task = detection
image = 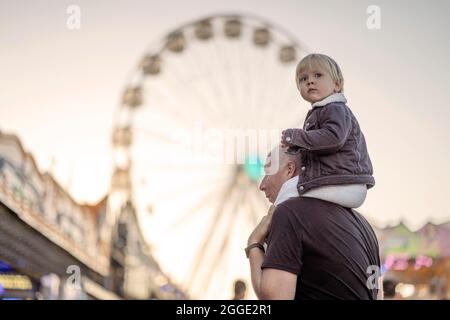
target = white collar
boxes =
[274,176,300,206]
[312,93,347,108]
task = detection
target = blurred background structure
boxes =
[375,222,450,299]
[1,0,450,299]
[0,132,185,299]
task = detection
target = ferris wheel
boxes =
[110,13,310,299]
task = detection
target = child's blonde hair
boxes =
[295,53,344,92]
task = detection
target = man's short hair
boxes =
[282,146,302,173]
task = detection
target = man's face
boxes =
[259,150,291,203]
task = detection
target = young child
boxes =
[280,53,375,208]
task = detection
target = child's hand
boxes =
[281,129,294,147]
[280,130,287,145]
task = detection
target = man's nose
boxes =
[259,177,266,191]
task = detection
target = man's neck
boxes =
[274,176,299,206]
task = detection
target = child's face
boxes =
[297,67,341,103]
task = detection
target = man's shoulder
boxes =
[280,195,342,207]
[277,196,346,216]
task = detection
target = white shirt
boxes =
[274,176,300,206]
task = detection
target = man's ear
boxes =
[287,162,296,178]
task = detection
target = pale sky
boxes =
[1,0,450,298]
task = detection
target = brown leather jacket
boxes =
[283,101,375,194]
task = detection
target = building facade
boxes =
[0,131,182,299]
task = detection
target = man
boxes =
[246,146,381,299]
[231,279,247,300]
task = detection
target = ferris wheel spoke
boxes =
[236,40,260,129]
[236,36,251,127]
[260,83,299,131]
[185,173,239,289]
[211,36,243,124]
[252,50,272,129]
[201,194,244,291]
[197,47,233,127]
[170,39,236,127]
[180,84,222,126]
[135,121,248,164]
[165,186,224,231]
[136,161,229,172]
[199,186,247,292]
[275,70,299,127]
[214,40,236,127]
[235,39,254,129]
[182,44,230,124]
[275,90,304,129]
[143,62,219,128]
[136,162,230,182]
[143,174,228,205]
[134,131,228,162]
[143,80,218,128]
[238,37,257,128]
[258,54,281,129]
[243,44,256,127]
[227,40,244,127]
[138,169,228,196]
[165,54,226,126]
[192,39,228,126]
[246,46,266,129]
[134,125,192,149]
[206,37,233,115]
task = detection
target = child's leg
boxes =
[301,184,367,208]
